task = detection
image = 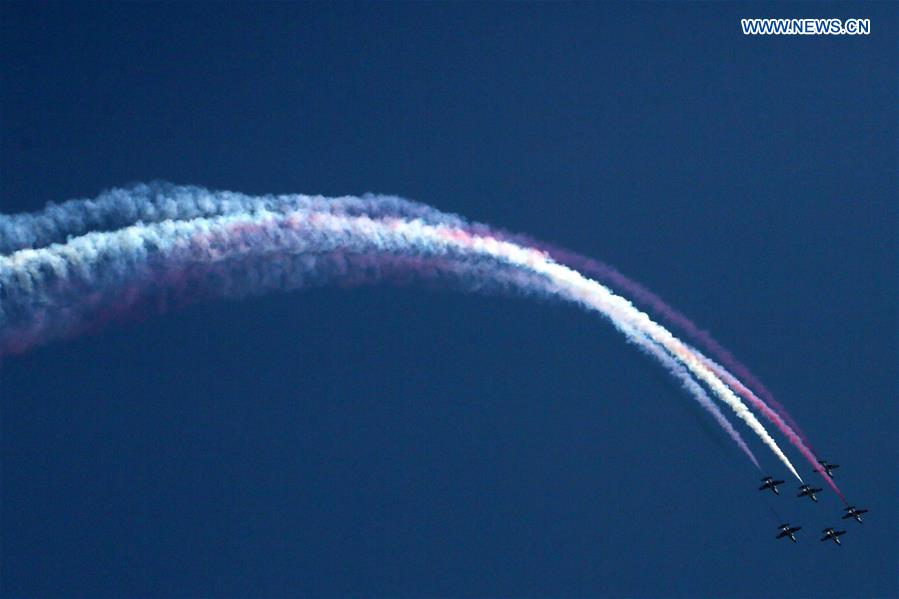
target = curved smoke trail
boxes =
[0,182,466,254]
[489,239,838,492]
[2,188,805,479]
[698,353,843,501]
[0,184,813,460]
[517,243,818,455]
[635,333,761,469]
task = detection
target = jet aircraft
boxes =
[817,460,840,477]
[842,506,868,523]
[759,476,785,495]
[820,527,846,545]
[776,523,801,543]
[797,484,823,502]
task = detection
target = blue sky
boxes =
[1,3,896,597]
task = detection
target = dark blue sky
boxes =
[1,2,895,597]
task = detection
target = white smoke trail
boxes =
[0,203,760,467]
[0,182,464,254]
[434,224,801,480]
[626,329,761,468]
[0,183,795,473]
[1,205,796,477]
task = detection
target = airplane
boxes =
[776,523,802,543]
[817,460,840,477]
[759,476,785,495]
[842,506,868,523]
[797,484,823,502]
[820,527,846,545]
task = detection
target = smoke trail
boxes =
[517,243,818,455]
[0,209,761,469]
[2,184,814,461]
[698,353,844,501]
[503,238,837,496]
[0,182,466,254]
[632,332,761,468]
[0,200,797,478]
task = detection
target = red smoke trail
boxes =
[519,241,840,497]
[0,204,803,479]
[701,356,845,503]
[511,239,816,453]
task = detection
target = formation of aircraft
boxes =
[757,461,870,546]
[820,528,846,545]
